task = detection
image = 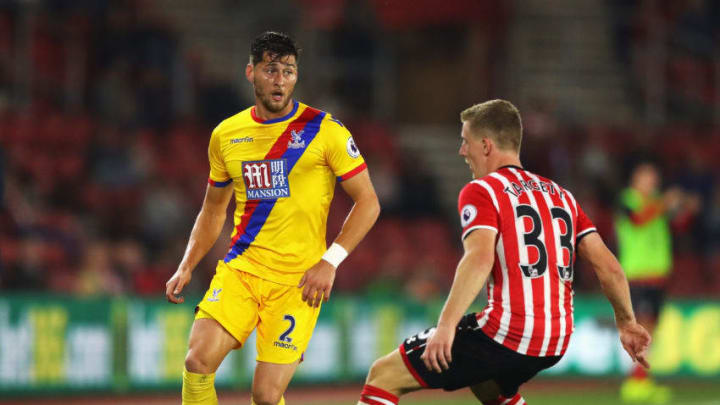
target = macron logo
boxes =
[231,137,253,144]
[273,340,298,351]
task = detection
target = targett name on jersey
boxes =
[503,179,564,199]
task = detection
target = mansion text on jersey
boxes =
[247,188,290,199]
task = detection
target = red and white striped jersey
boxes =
[458,165,596,357]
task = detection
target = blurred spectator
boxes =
[136,67,174,130]
[329,1,379,113]
[75,241,124,296]
[0,0,716,301]
[6,234,47,290]
[139,178,191,250]
[394,153,443,217]
[196,74,246,128]
[112,238,145,290]
[612,0,719,122]
[88,124,141,187]
[93,59,137,127]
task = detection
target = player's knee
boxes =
[251,387,283,405]
[471,380,504,404]
[366,354,392,384]
[184,352,214,374]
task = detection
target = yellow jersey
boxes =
[207,100,366,285]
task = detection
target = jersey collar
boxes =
[251,100,299,124]
[497,164,524,171]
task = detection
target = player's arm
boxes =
[421,228,496,373]
[333,169,380,252]
[299,169,380,307]
[577,232,651,368]
[165,184,233,304]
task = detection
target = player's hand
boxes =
[662,187,683,212]
[298,260,336,308]
[165,268,192,304]
[618,320,652,369]
[421,324,455,373]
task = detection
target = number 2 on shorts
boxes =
[279,314,295,343]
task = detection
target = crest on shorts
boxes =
[207,288,222,302]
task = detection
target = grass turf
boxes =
[290,380,720,405]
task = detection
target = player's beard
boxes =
[255,85,294,114]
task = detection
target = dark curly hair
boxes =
[250,31,300,65]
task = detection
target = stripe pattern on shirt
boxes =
[469,167,594,357]
[224,107,326,262]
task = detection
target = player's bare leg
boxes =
[251,360,299,405]
[470,380,501,403]
[357,349,422,405]
[186,318,239,373]
[471,380,527,404]
[183,318,240,404]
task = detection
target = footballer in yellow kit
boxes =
[165,31,380,405]
[198,99,367,363]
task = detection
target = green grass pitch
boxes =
[288,380,720,405]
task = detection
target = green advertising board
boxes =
[0,294,718,395]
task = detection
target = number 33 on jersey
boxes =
[458,165,596,357]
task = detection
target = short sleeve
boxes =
[575,203,597,242]
[323,116,367,182]
[208,126,231,187]
[458,182,499,240]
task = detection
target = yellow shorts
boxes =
[196,261,321,364]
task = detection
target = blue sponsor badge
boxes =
[242,159,290,200]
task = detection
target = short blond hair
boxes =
[460,99,522,152]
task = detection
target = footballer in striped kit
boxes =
[466,164,596,357]
[358,100,651,405]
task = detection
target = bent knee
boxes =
[184,352,216,374]
[366,351,401,384]
[471,380,502,403]
[364,350,421,397]
[366,357,386,382]
[252,388,283,405]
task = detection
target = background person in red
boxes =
[357,100,651,405]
